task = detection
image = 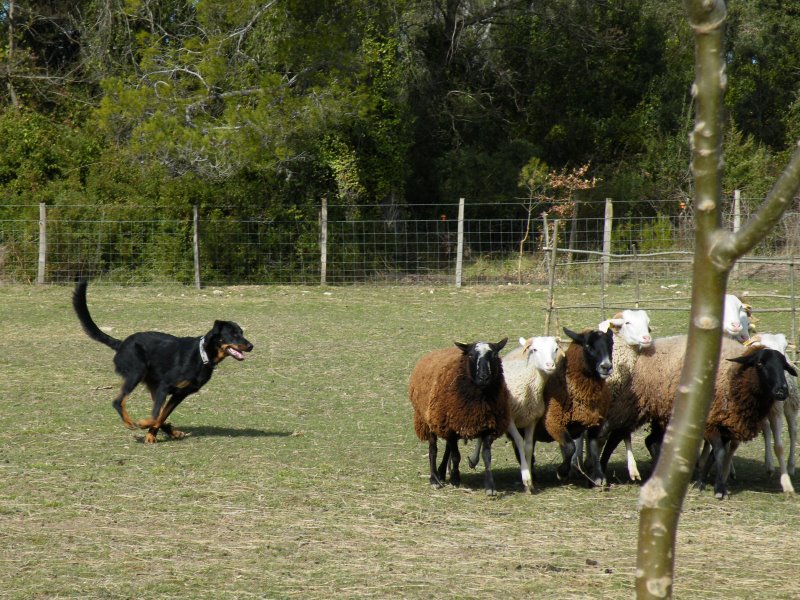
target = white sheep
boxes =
[745,332,798,494]
[722,294,753,342]
[469,336,560,493]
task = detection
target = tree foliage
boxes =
[1,0,799,222]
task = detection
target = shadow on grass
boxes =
[179,425,294,438]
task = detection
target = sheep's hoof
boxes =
[467,457,479,469]
[714,491,728,500]
[429,476,444,489]
[523,484,534,495]
[485,487,497,497]
[450,474,461,488]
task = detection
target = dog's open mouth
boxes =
[226,347,246,361]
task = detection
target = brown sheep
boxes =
[535,328,614,486]
[633,336,797,498]
[409,338,510,496]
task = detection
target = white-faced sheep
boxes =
[745,332,799,494]
[589,310,653,482]
[468,336,561,493]
[722,294,753,342]
[633,335,797,498]
[534,327,614,487]
[409,338,510,496]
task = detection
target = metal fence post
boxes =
[455,197,465,288]
[320,197,328,286]
[37,202,46,284]
[193,205,201,289]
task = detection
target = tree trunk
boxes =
[635,1,800,597]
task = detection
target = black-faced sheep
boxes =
[534,327,614,486]
[632,335,797,498]
[697,340,797,499]
[745,333,798,494]
[590,310,653,482]
[409,338,510,496]
[468,336,561,493]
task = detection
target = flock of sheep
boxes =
[408,295,798,499]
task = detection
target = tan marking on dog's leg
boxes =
[116,394,138,430]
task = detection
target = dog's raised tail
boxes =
[73,280,122,351]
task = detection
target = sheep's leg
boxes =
[428,437,444,488]
[585,426,607,487]
[507,421,533,492]
[468,439,482,469]
[446,434,461,488]
[437,439,451,483]
[768,410,794,494]
[645,422,664,462]
[524,425,536,490]
[480,434,496,496]
[623,435,642,482]
[599,428,626,479]
[696,441,711,479]
[709,433,730,500]
[762,417,775,475]
[787,401,797,476]
[556,432,576,481]
[572,432,585,472]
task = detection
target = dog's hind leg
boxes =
[112,376,142,430]
[138,384,169,443]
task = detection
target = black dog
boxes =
[73,280,253,443]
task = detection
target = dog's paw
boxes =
[163,424,186,440]
[144,432,158,444]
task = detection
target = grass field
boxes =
[2,281,800,599]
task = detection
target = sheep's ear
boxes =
[454,341,472,354]
[519,337,527,347]
[491,337,508,352]
[598,320,611,333]
[726,354,756,367]
[783,356,798,377]
[563,327,583,344]
[743,303,753,317]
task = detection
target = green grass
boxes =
[1,282,800,599]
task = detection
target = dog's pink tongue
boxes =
[227,347,245,360]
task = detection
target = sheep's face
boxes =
[617,310,652,349]
[455,338,508,388]
[563,327,614,380]
[727,348,798,400]
[723,294,751,342]
[520,336,560,375]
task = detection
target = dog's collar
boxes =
[198,336,210,365]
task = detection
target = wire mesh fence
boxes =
[1,197,799,287]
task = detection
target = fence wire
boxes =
[1,199,799,286]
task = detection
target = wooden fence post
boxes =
[455,197,465,288]
[37,202,46,284]
[193,205,201,289]
[602,197,613,284]
[544,219,559,336]
[733,189,741,278]
[542,212,550,281]
[320,197,328,286]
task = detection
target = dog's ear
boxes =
[210,320,225,336]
